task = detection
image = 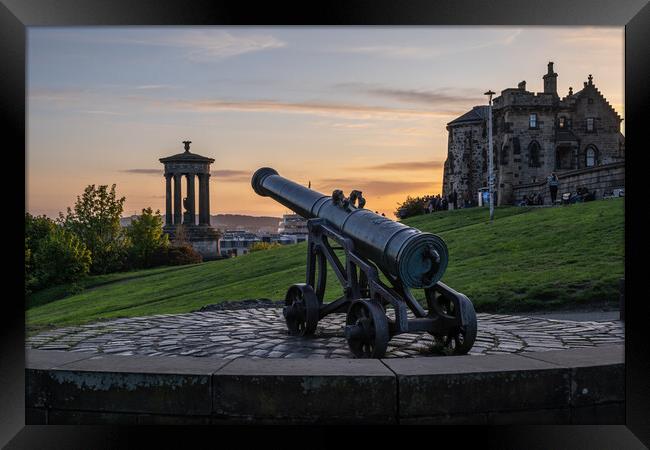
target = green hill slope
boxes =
[26,199,624,332]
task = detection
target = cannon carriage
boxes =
[252,167,477,358]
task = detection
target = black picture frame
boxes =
[2,0,648,446]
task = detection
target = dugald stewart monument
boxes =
[159,141,220,259]
[443,62,625,205]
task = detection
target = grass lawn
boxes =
[26,198,624,333]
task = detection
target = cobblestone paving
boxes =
[27,308,624,359]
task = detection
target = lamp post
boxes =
[484,90,495,222]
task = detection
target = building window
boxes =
[586,117,595,132]
[567,118,572,129]
[585,146,598,167]
[528,141,541,168]
[500,144,509,165]
[529,113,538,129]
[558,117,565,129]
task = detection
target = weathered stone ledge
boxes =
[25,345,624,425]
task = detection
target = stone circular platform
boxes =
[27,308,624,359]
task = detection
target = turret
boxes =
[543,61,558,95]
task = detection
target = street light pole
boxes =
[484,90,495,222]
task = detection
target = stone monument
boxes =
[159,140,220,259]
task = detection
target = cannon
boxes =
[252,167,477,358]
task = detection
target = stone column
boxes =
[173,173,182,225]
[203,173,211,225]
[197,174,205,225]
[185,173,195,226]
[164,173,172,226]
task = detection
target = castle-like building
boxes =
[442,62,625,205]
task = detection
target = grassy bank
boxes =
[26,198,624,332]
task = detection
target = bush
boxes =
[395,195,429,220]
[27,220,91,292]
[249,242,282,252]
[166,244,203,266]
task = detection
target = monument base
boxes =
[163,225,221,261]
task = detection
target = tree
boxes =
[58,184,128,274]
[25,212,91,293]
[395,195,429,220]
[125,208,170,268]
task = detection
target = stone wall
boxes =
[192,239,219,260]
[512,162,624,204]
[25,346,624,424]
[443,122,487,201]
[163,225,221,260]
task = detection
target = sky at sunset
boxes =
[26,27,624,219]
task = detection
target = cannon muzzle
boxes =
[251,167,448,289]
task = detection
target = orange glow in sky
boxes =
[27,27,624,219]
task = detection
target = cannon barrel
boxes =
[252,167,448,289]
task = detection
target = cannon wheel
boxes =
[345,299,389,358]
[283,284,319,336]
[430,294,477,355]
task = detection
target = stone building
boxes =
[442,62,625,205]
[159,141,220,259]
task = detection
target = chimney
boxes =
[517,80,526,90]
[543,61,558,95]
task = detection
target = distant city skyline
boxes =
[27,26,624,219]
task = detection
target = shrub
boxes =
[395,195,429,220]
[26,212,92,294]
[166,244,203,266]
[249,242,282,252]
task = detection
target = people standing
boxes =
[547,172,559,205]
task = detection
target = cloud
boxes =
[121,168,254,183]
[338,29,522,60]
[28,87,88,103]
[30,87,464,121]
[134,84,177,90]
[79,110,126,116]
[316,178,440,196]
[167,30,286,61]
[556,28,623,48]
[310,120,377,129]
[211,169,251,182]
[121,169,162,175]
[36,29,286,61]
[338,83,483,106]
[158,98,460,120]
[366,161,444,171]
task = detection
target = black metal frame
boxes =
[304,218,474,340]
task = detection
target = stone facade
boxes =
[443,63,625,205]
[512,162,624,205]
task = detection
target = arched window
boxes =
[500,144,509,165]
[585,145,598,167]
[528,141,541,168]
